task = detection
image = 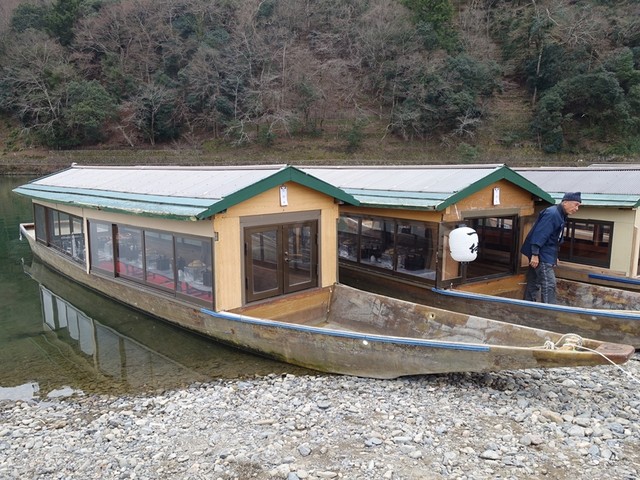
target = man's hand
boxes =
[530,254,539,268]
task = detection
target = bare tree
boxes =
[0,29,75,137]
[74,0,173,85]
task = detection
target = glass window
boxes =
[70,216,85,263]
[360,218,394,270]
[249,228,279,295]
[116,225,144,281]
[46,209,85,264]
[339,214,437,282]
[34,204,46,243]
[560,219,612,268]
[287,224,313,288]
[48,210,68,250]
[145,230,175,290]
[338,215,360,262]
[55,218,215,306]
[89,220,114,273]
[176,235,213,305]
[395,221,436,280]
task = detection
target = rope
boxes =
[541,333,584,350]
[540,333,640,386]
[573,344,640,385]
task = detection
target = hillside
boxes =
[1,0,640,167]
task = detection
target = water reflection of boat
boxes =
[25,259,313,394]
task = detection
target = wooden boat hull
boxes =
[340,264,640,348]
[586,272,640,291]
[555,264,640,293]
[20,224,635,378]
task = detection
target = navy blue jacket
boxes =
[520,205,567,265]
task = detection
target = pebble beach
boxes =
[1,356,639,480]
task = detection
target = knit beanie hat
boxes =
[562,192,581,203]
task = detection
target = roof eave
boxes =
[13,187,204,221]
[435,166,555,211]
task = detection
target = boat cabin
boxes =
[517,164,640,286]
[14,165,358,311]
[302,165,553,297]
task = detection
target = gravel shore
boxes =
[1,355,639,480]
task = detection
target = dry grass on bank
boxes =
[0,132,627,176]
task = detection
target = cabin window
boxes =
[175,236,213,305]
[89,220,114,273]
[361,218,395,270]
[116,225,144,281]
[43,208,85,264]
[34,204,47,243]
[395,221,434,278]
[337,215,359,262]
[87,220,214,307]
[286,223,315,290]
[560,219,612,268]
[338,214,437,282]
[145,231,175,291]
[248,227,279,297]
[465,216,517,280]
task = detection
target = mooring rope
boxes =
[541,333,584,350]
[573,344,640,385]
[540,333,640,385]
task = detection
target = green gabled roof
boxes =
[436,166,554,210]
[195,166,360,218]
[13,165,359,221]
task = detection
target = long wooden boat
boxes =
[344,265,640,347]
[19,223,634,378]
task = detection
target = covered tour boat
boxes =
[14,165,635,377]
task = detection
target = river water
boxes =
[0,176,312,400]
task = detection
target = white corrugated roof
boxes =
[516,165,640,207]
[302,164,504,193]
[301,164,553,209]
[34,164,288,199]
[14,165,359,220]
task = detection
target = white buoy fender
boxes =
[449,226,478,262]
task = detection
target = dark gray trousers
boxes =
[524,262,557,304]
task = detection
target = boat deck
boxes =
[233,283,611,350]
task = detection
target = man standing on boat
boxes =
[521,192,581,303]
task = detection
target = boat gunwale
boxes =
[202,307,494,352]
[588,272,640,286]
[435,287,640,320]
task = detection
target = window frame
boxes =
[338,213,438,284]
[560,218,613,268]
[35,205,85,264]
[87,219,215,307]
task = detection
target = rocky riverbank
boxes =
[1,356,639,480]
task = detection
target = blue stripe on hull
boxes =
[432,288,640,321]
[200,308,491,352]
[588,273,640,286]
